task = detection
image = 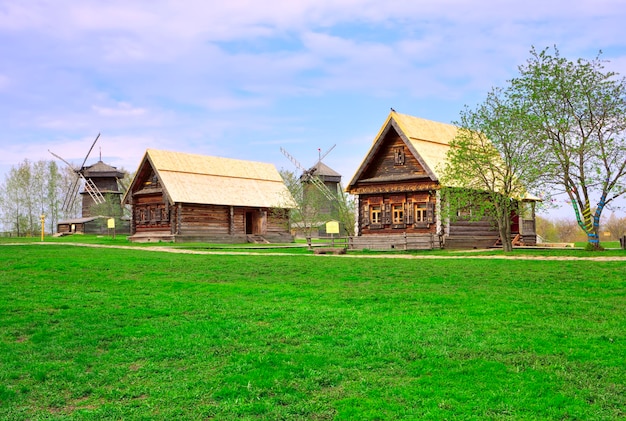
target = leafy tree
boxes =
[89,193,127,233]
[440,86,546,251]
[511,46,626,249]
[279,169,329,239]
[3,161,31,236]
[0,159,64,236]
[46,161,61,233]
[278,169,356,240]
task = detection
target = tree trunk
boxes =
[497,216,513,252]
[587,230,601,250]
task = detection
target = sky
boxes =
[1,0,626,219]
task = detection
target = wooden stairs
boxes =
[247,235,270,244]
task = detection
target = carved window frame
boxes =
[394,146,405,166]
[391,203,405,229]
[369,205,382,229]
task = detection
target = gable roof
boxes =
[124,149,295,208]
[347,111,459,190]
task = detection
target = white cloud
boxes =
[92,102,147,117]
[1,0,626,209]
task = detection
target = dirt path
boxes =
[5,242,626,261]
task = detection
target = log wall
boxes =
[350,233,438,250]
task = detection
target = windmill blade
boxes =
[309,174,337,202]
[48,149,78,172]
[80,133,101,169]
[63,176,81,212]
[318,144,336,163]
[280,147,307,172]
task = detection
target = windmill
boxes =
[49,134,106,215]
[280,145,352,235]
[280,145,340,202]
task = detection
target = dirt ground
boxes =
[6,242,626,261]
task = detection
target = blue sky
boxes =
[1,0,625,218]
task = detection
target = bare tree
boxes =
[602,212,626,240]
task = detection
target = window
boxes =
[392,204,404,224]
[370,205,382,224]
[415,203,428,223]
[394,147,405,165]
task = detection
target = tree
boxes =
[3,161,31,236]
[46,161,62,234]
[0,159,64,236]
[440,86,547,251]
[602,212,626,240]
[511,46,626,249]
[89,193,129,233]
[279,169,329,239]
[278,169,356,240]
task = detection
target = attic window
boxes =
[394,147,405,165]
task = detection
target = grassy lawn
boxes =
[1,242,625,420]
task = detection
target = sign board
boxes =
[326,220,339,234]
[107,218,115,229]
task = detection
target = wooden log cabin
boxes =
[346,111,538,250]
[123,149,295,243]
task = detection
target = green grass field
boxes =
[1,241,625,420]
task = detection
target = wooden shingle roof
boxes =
[125,149,295,208]
[347,111,459,189]
[346,111,540,201]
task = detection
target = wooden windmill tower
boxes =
[49,134,126,218]
[280,145,349,235]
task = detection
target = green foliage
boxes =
[1,244,625,419]
[89,193,128,230]
[278,169,356,238]
[510,46,626,246]
[0,159,66,236]
[584,242,606,251]
[441,85,546,251]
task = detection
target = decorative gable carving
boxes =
[359,127,428,183]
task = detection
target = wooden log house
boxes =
[346,111,538,250]
[123,149,295,243]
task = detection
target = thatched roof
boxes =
[125,149,295,208]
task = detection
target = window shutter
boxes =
[427,202,435,224]
[406,202,413,224]
[384,203,392,224]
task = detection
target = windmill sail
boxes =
[49,133,105,216]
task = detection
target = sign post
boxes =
[40,214,45,242]
[107,218,116,239]
[325,220,339,247]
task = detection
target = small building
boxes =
[346,111,538,250]
[123,149,296,243]
[57,216,130,235]
[56,159,128,234]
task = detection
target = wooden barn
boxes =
[123,149,296,243]
[346,111,538,250]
